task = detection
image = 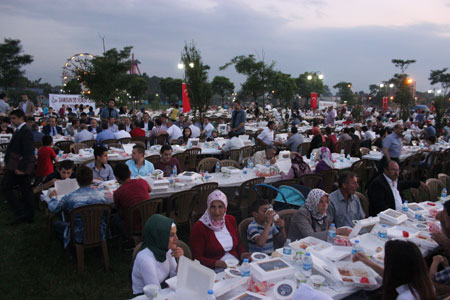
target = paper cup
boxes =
[295,272,307,286]
[225,258,239,268]
[143,284,159,300]
[310,275,325,289]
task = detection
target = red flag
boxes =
[310,92,318,110]
[382,97,388,112]
[182,83,191,113]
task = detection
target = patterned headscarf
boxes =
[199,189,228,232]
[304,188,329,223]
[319,147,335,169]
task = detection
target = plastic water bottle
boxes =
[442,188,448,199]
[327,223,336,244]
[266,160,270,168]
[206,289,216,300]
[283,238,292,258]
[215,161,220,173]
[352,240,362,258]
[310,152,315,163]
[248,158,254,169]
[346,154,351,161]
[169,174,175,187]
[402,201,409,213]
[378,224,388,240]
[241,258,250,277]
[147,140,151,150]
[242,167,248,175]
[58,150,63,159]
[173,165,177,176]
[302,252,313,277]
[340,149,344,163]
[204,171,210,182]
[34,148,38,157]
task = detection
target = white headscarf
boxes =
[199,189,228,232]
[304,188,328,224]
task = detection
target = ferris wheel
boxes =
[61,53,95,87]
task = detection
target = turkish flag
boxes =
[182,83,191,113]
[310,92,318,110]
[382,97,388,112]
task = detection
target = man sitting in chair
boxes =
[126,144,154,177]
[43,166,108,248]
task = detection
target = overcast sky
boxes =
[1,0,450,93]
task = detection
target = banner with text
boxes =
[48,94,96,112]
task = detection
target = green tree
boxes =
[429,68,450,133]
[126,74,148,101]
[181,41,213,121]
[75,46,133,104]
[0,38,33,90]
[160,77,183,105]
[211,76,235,107]
[333,82,355,105]
[296,72,324,99]
[63,78,82,94]
[391,59,416,74]
[391,59,416,121]
[220,54,276,104]
[273,71,297,129]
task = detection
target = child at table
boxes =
[36,135,58,179]
[247,199,286,254]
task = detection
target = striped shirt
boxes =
[247,220,279,254]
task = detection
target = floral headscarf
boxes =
[199,189,228,232]
[319,147,335,169]
[304,189,328,224]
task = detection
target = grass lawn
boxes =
[0,199,133,300]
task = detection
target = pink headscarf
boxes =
[199,189,228,232]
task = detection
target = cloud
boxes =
[1,0,449,93]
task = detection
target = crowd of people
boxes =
[2,92,450,299]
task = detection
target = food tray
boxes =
[411,231,438,248]
[335,261,378,287]
[350,233,385,254]
[249,257,295,282]
[310,245,352,262]
[386,225,418,239]
[290,236,331,251]
[378,208,408,224]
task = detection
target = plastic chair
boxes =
[277,209,297,240]
[230,177,265,221]
[438,173,450,191]
[190,182,219,224]
[298,142,311,157]
[298,174,322,189]
[172,152,188,172]
[70,143,88,154]
[145,154,160,166]
[69,204,111,273]
[83,139,96,148]
[319,169,338,193]
[225,149,241,162]
[238,217,253,252]
[128,198,164,244]
[197,157,219,173]
[426,178,445,201]
[118,137,131,144]
[355,192,369,217]
[55,140,74,153]
[220,159,241,169]
[177,240,192,260]
[184,148,201,171]
[166,190,197,233]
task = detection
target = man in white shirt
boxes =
[165,119,182,142]
[257,121,275,145]
[201,117,215,139]
[74,124,94,143]
[107,116,118,133]
[114,123,131,140]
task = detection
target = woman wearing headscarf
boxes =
[190,190,249,270]
[308,126,326,157]
[288,189,349,241]
[315,147,335,173]
[131,214,184,295]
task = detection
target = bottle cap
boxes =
[208,289,214,294]
[243,258,249,263]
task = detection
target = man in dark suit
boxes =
[42,116,63,136]
[139,112,154,132]
[368,157,428,216]
[88,118,102,134]
[2,109,35,224]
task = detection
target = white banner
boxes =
[48,94,96,112]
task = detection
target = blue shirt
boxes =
[231,109,246,135]
[44,186,108,247]
[126,159,155,177]
[383,132,402,158]
[247,219,279,254]
[286,133,304,152]
[87,162,115,181]
[100,107,119,120]
[96,129,116,145]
